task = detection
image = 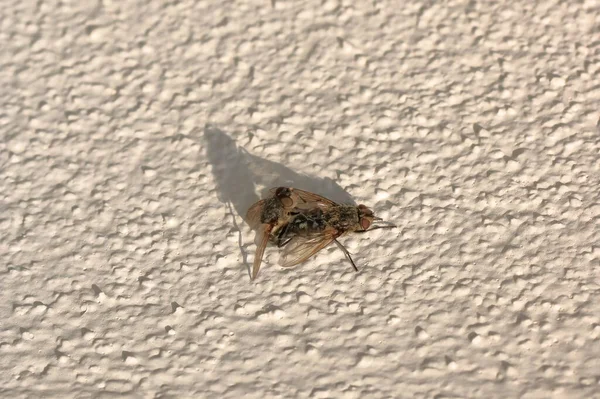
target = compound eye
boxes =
[360,217,371,231]
[275,187,288,196]
[280,196,294,208]
[358,204,373,216]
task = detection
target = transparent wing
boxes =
[278,232,335,268]
[246,199,266,230]
[251,225,270,280]
[267,187,338,210]
[292,188,338,210]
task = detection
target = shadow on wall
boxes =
[204,125,354,274]
[203,125,354,228]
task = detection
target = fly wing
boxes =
[291,188,338,210]
[278,232,335,268]
[246,199,266,230]
[251,225,270,280]
[267,187,337,210]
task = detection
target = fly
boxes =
[272,192,396,273]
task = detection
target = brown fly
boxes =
[246,187,332,280]
[272,192,396,272]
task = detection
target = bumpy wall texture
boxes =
[1,0,599,398]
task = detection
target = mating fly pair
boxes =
[246,187,395,280]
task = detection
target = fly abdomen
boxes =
[272,210,326,247]
[290,213,326,235]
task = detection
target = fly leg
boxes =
[355,224,396,233]
[273,222,293,247]
[277,236,293,248]
[333,239,358,272]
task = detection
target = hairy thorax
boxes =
[260,197,284,224]
[323,205,359,231]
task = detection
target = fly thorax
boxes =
[327,206,359,230]
[260,198,281,224]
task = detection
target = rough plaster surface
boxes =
[1,0,600,398]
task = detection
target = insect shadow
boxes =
[203,125,354,275]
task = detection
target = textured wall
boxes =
[1,0,599,398]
